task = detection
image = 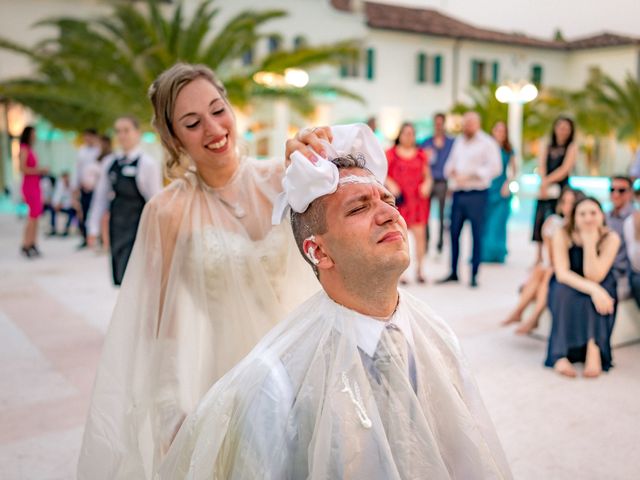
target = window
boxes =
[417,53,428,84]
[471,60,487,86]
[268,35,281,53]
[433,55,443,84]
[242,48,253,66]
[339,57,359,78]
[492,61,499,84]
[293,35,307,50]
[365,48,375,80]
[531,64,543,86]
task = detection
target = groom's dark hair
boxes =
[290,154,366,274]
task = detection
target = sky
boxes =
[381,0,640,39]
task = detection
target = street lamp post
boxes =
[495,82,538,169]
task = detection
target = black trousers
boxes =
[427,179,448,250]
[79,189,93,240]
[449,190,488,279]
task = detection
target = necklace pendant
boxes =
[233,203,246,218]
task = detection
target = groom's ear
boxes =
[303,236,333,270]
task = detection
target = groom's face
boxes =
[318,168,409,279]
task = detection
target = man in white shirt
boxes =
[624,186,640,307]
[86,116,162,285]
[438,111,502,287]
[74,128,101,248]
[161,148,512,479]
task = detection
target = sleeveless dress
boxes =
[481,147,512,263]
[20,143,43,219]
[386,147,431,227]
[78,157,318,479]
[545,244,617,371]
[532,145,570,242]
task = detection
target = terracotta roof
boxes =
[329,0,352,12]
[328,1,640,51]
[363,2,563,49]
[566,32,640,50]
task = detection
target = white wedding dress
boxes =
[78,158,317,479]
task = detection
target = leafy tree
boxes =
[0,0,361,131]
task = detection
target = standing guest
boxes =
[95,135,113,250]
[546,197,620,378]
[19,126,48,258]
[482,121,516,263]
[629,147,640,180]
[503,187,583,333]
[624,186,640,307]
[606,176,635,299]
[438,112,501,287]
[422,112,455,253]
[78,63,326,480]
[86,116,163,285]
[73,128,101,248]
[385,122,432,283]
[52,171,77,236]
[531,116,577,264]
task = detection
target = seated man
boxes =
[160,125,512,480]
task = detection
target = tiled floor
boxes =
[1,212,639,479]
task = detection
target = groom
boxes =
[160,126,512,479]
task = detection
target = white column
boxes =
[270,99,289,159]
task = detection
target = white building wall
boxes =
[565,46,640,89]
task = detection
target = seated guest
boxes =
[546,197,620,378]
[160,126,512,479]
[606,176,634,299]
[503,187,583,334]
[52,171,77,236]
[624,186,640,307]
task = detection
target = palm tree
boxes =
[0,0,361,131]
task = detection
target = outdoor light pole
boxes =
[495,82,538,169]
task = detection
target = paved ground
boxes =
[1,212,639,479]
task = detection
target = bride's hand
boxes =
[285,126,333,165]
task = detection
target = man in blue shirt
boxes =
[421,112,455,253]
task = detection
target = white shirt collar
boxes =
[327,291,415,357]
[119,146,143,163]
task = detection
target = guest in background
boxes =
[482,120,516,263]
[624,186,640,307]
[531,116,577,264]
[41,175,57,236]
[73,128,101,249]
[606,176,635,300]
[437,112,501,288]
[86,116,162,285]
[52,171,77,236]
[546,197,620,378]
[95,135,113,251]
[503,187,583,333]
[385,122,432,283]
[422,112,455,253]
[19,125,48,258]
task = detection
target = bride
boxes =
[78,63,324,479]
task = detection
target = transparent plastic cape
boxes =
[78,157,318,480]
[160,290,513,480]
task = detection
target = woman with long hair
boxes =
[79,63,325,478]
[531,116,577,264]
[385,122,432,283]
[546,197,620,378]
[482,120,516,263]
[19,125,48,257]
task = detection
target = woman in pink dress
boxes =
[20,126,47,257]
[385,122,433,283]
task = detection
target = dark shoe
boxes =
[470,277,478,288]
[62,230,70,237]
[46,230,57,237]
[416,274,426,284]
[76,241,88,250]
[21,246,33,258]
[436,273,459,284]
[29,245,41,257]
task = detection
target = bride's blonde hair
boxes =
[148,63,228,178]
